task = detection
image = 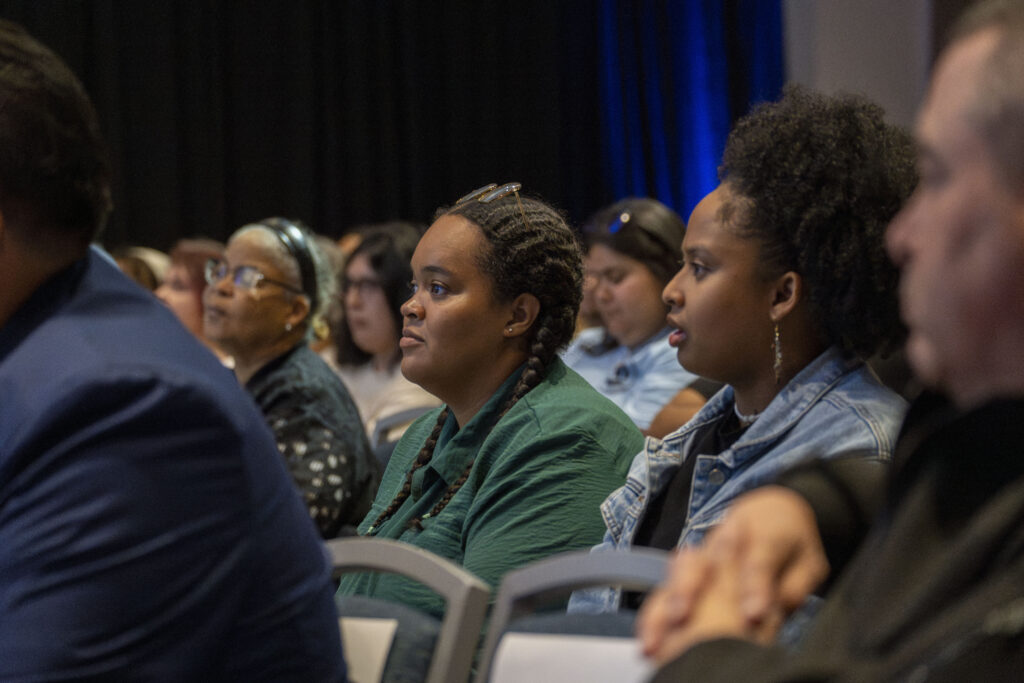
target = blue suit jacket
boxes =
[0,249,345,680]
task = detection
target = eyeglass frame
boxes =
[341,276,384,297]
[204,258,304,296]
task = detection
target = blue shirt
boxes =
[568,346,907,613]
[563,326,699,430]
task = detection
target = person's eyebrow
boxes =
[683,245,713,260]
[419,264,453,277]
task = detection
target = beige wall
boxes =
[783,0,933,128]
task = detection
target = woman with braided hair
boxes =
[336,183,644,618]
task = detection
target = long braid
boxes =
[420,324,556,524]
[373,190,583,534]
[367,407,449,533]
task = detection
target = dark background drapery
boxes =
[0,0,782,250]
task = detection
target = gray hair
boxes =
[949,0,1024,190]
[232,221,336,341]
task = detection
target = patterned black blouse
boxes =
[246,343,380,538]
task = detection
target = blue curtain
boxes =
[598,0,784,218]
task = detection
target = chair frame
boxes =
[474,547,668,683]
[327,537,490,683]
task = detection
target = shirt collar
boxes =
[0,255,88,364]
[426,362,528,486]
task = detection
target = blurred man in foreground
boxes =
[0,20,345,680]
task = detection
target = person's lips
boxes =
[399,328,424,349]
[666,314,687,347]
[204,304,226,322]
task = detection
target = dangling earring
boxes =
[772,323,782,384]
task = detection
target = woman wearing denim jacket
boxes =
[570,86,918,614]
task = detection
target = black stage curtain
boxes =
[0,0,768,250]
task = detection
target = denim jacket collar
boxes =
[686,347,860,467]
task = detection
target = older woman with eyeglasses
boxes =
[203,217,380,538]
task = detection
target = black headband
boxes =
[258,217,318,314]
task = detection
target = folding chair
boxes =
[326,537,489,683]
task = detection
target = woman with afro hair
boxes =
[337,183,643,619]
[570,86,917,614]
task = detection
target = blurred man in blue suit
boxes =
[0,19,345,681]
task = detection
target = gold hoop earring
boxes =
[772,323,782,383]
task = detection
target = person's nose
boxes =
[344,285,361,311]
[206,270,234,298]
[401,293,423,320]
[593,277,614,304]
[662,270,685,309]
[886,192,919,268]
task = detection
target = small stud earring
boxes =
[285,322,293,332]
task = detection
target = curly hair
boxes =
[719,85,917,358]
[368,191,583,533]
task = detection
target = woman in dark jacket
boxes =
[203,217,379,537]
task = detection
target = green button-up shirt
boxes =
[336,358,644,618]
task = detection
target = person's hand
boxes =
[636,486,829,660]
[638,530,786,665]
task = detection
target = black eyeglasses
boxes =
[204,258,303,295]
[454,181,533,230]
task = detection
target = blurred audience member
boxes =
[0,20,344,680]
[112,247,160,290]
[574,250,603,334]
[564,198,717,435]
[311,234,346,358]
[156,238,231,364]
[334,223,440,449]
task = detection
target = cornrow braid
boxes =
[368,191,584,535]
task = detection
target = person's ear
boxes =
[768,271,802,324]
[285,294,312,330]
[503,293,541,338]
